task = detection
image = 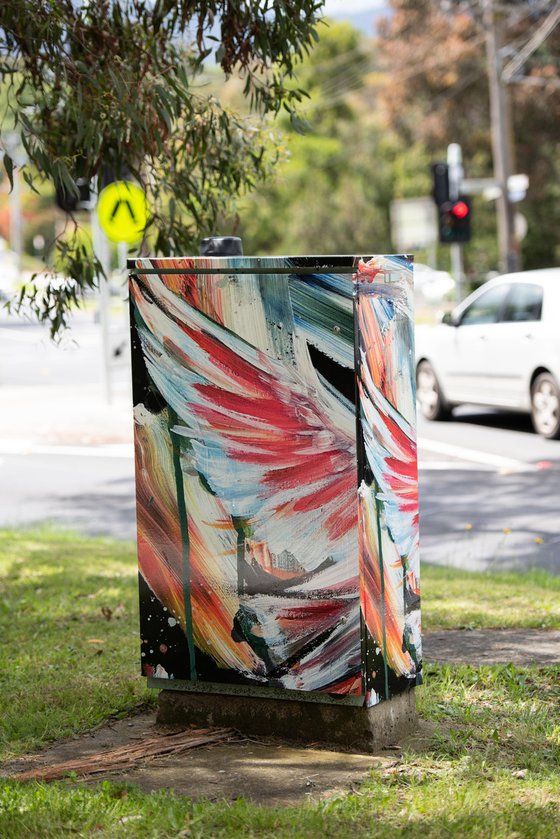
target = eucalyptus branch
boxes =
[1,0,324,334]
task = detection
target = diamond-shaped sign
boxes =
[97,181,149,244]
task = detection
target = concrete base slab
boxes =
[4,711,406,805]
[157,689,417,754]
[102,740,385,805]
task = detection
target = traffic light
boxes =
[55,177,91,213]
[431,162,449,206]
[438,197,472,244]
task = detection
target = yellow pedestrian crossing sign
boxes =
[97,180,149,244]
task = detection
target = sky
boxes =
[322,0,390,34]
[323,0,386,12]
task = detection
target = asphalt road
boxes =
[0,303,129,389]
[0,447,137,540]
[0,307,135,538]
[1,312,559,572]
[418,408,560,572]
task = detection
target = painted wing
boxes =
[131,270,357,567]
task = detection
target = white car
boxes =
[415,268,560,439]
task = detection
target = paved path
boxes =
[0,382,136,539]
[424,628,560,666]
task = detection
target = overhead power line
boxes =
[512,74,560,88]
[502,5,560,81]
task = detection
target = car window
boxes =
[502,283,543,322]
[459,284,510,326]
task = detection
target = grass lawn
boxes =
[0,527,559,838]
[422,563,560,630]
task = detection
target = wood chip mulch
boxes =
[14,727,237,782]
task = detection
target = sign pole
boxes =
[3,133,26,284]
[117,241,128,273]
[91,183,113,405]
[95,179,148,405]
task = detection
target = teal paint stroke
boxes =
[168,407,197,682]
[289,274,354,366]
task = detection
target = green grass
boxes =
[2,662,560,839]
[0,527,153,759]
[1,528,559,838]
[422,564,560,630]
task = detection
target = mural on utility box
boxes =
[129,254,421,706]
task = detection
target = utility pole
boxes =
[483,0,520,274]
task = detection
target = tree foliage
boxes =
[234,18,451,265]
[233,20,396,256]
[0,0,323,333]
[238,2,559,283]
[377,0,560,273]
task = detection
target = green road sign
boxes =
[97,180,149,244]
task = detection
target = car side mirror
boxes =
[441,311,459,327]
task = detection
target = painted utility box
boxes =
[129,254,421,710]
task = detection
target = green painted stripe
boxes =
[374,479,390,701]
[354,294,373,700]
[168,408,197,682]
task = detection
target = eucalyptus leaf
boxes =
[2,153,14,191]
[1,0,324,335]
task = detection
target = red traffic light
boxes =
[451,200,469,219]
[438,196,472,243]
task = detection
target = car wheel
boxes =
[531,373,560,439]
[416,361,450,421]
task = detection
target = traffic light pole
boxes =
[447,144,465,304]
[450,244,463,306]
